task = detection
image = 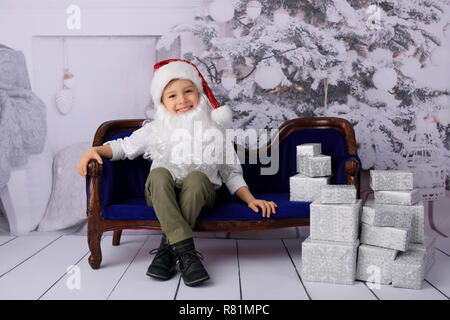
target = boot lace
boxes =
[178,250,205,270]
[149,245,172,261]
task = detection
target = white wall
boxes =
[0,0,208,154]
[0,0,209,234]
[33,36,157,154]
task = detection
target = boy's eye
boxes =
[186,90,192,93]
[169,95,175,98]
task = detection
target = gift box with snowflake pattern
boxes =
[289,174,330,202]
[297,154,332,177]
[361,200,413,229]
[301,237,359,285]
[409,236,436,275]
[360,223,410,252]
[356,244,398,285]
[391,236,436,289]
[374,189,420,206]
[309,199,361,242]
[296,143,322,156]
[319,184,357,204]
[362,200,424,244]
[370,170,414,191]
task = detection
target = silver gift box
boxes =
[319,184,357,204]
[310,199,361,242]
[409,236,436,275]
[356,244,398,285]
[301,237,359,285]
[392,249,426,290]
[370,170,414,191]
[362,200,424,244]
[361,200,413,230]
[360,223,410,252]
[296,143,322,156]
[290,174,330,202]
[374,189,420,206]
[297,154,332,177]
[393,237,436,289]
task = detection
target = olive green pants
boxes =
[145,167,217,245]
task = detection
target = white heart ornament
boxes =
[55,88,74,115]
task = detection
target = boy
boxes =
[77,59,277,286]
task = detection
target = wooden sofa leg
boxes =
[112,230,122,246]
[87,223,103,270]
[88,232,102,269]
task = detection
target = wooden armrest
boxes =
[92,119,145,147]
[87,159,103,217]
[345,157,360,197]
[87,159,103,177]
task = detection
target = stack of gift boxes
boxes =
[290,144,436,289]
[301,184,361,284]
[289,143,331,202]
[357,170,435,290]
[290,143,361,284]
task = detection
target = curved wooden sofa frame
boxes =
[86,117,360,269]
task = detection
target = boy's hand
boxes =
[76,148,103,177]
[248,199,278,218]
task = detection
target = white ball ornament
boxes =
[373,67,397,90]
[254,64,282,89]
[209,0,235,23]
[246,0,262,20]
[438,108,450,126]
[273,8,290,27]
[221,71,237,90]
[430,46,450,67]
[401,58,421,77]
[443,22,450,42]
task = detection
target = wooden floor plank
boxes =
[176,238,241,300]
[40,235,147,300]
[0,235,90,299]
[283,238,376,300]
[372,282,447,300]
[436,237,450,256]
[108,235,180,300]
[0,234,448,300]
[424,249,450,299]
[238,239,309,300]
[0,234,62,278]
[0,235,15,247]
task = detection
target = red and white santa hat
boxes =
[150,58,232,127]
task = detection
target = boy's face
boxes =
[161,79,200,114]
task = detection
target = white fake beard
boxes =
[144,94,225,169]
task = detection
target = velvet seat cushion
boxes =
[103,191,311,221]
[90,127,361,221]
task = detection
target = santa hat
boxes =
[150,59,232,127]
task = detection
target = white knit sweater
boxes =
[104,123,248,195]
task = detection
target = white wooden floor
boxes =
[0,233,449,300]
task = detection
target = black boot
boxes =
[146,234,176,280]
[172,238,209,286]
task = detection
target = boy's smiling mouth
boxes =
[176,105,193,113]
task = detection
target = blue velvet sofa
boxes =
[86,117,361,269]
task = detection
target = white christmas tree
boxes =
[157,0,450,187]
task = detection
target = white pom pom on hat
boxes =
[150,59,232,127]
